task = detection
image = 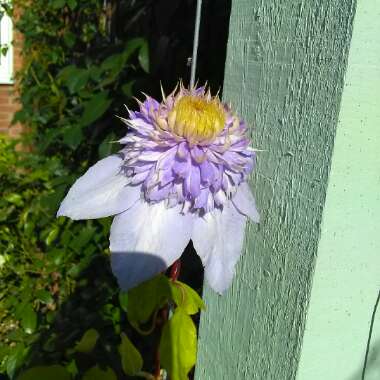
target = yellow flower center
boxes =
[168,95,226,143]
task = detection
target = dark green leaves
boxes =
[17,365,71,380]
[82,365,116,380]
[51,0,66,9]
[118,333,143,376]
[79,92,112,127]
[159,309,197,380]
[58,66,89,94]
[138,41,149,73]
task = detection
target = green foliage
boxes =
[17,365,71,380]
[127,276,204,380]
[118,333,143,376]
[0,0,211,378]
[82,365,117,380]
[159,309,197,380]
[74,329,99,354]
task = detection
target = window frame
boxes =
[0,9,13,84]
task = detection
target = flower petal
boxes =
[192,202,247,294]
[232,182,260,223]
[57,155,141,220]
[110,201,194,290]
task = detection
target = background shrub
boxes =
[0,0,231,378]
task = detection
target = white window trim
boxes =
[0,10,13,84]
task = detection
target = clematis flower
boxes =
[57,84,259,294]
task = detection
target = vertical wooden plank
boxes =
[296,1,380,379]
[195,1,356,378]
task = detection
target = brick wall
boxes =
[0,28,22,137]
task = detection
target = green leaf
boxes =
[79,92,112,126]
[58,66,89,94]
[63,32,76,48]
[17,365,71,380]
[35,289,54,304]
[65,360,78,377]
[6,344,29,379]
[121,81,135,97]
[51,0,66,9]
[118,291,129,312]
[62,125,83,149]
[69,226,96,252]
[138,41,149,73]
[122,38,146,61]
[75,328,99,353]
[118,333,143,376]
[98,132,118,159]
[170,281,205,315]
[21,304,37,334]
[101,53,124,72]
[45,226,59,246]
[127,275,171,327]
[82,365,116,380]
[66,0,77,10]
[5,193,24,207]
[159,308,197,380]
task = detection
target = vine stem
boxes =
[153,258,182,379]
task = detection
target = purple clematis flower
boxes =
[57,84,259,294]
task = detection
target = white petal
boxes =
[192,202,247,294]
[110,201,194,290]
[57,155,141,220]
[232,182,260,223]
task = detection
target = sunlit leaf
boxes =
[17,365,70,380]
[35,289,54,304]
[159,308,197,380]
[5,193,24,207]
[45,226,59,246]
[6,343,29,379]
[21,304,37,334]
[118,333,143,376]
[75,328,99,353]
[170,281,205,315]
[82,365,116,380]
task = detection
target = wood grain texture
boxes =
[195,1,356,379]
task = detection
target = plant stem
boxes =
[169,258,182,282]
[153,258,182,379]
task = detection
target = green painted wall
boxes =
[296,1,380,379]
[195,1,356,379]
